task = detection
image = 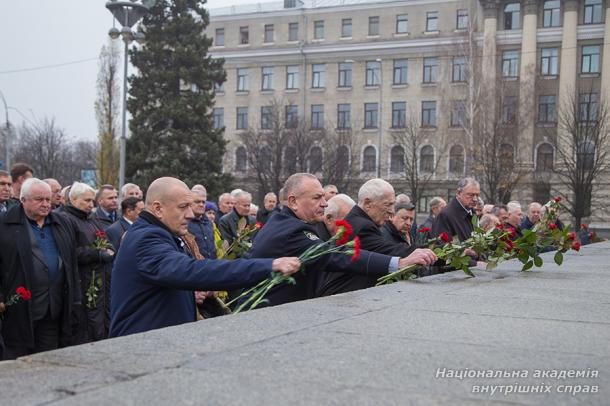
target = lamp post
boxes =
[375,58,383,178]
[0,90,10,170]
[106,0,148,191]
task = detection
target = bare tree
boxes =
[95,40,121,186]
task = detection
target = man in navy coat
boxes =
[109,177,300,337]
[249,173,437,306]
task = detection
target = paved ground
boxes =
[1,241,609,405]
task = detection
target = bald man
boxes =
[109,177,301,337]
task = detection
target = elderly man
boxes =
[9,163,33,201]
[93,185,119,225]
[215,192,235,227]
[43,179,62,209]
[0,178,80,359]
[419,196,446,239]
[219,190,255,245]
[505,201,524,238]
[105,197,144,252]
[121,183,143,200]
[491,205,509,224]
[323,184,338,202]
[382,202,416,247]
[521,202,541,230]
[256,192,279,225]
[433,178,481,243]
[316,194,355,241]
[0,170,15,214]
[109,177,300,337]
[250,174,437,304]
[188,186,216,259]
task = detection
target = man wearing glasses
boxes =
[432,177,481,243]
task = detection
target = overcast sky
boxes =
[0,0,272,143]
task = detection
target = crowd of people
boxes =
[0,162,585,360]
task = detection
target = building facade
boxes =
[207,0,610,217]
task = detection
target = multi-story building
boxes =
[207,0,610,218]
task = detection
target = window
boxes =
[260,147,272,172]
[366,61,381,86]
[311,64,325,88]
[364,103,379,128]
[314,20,324,39]
[264,24,274,43]
[311,104,324,129]
[362,146,377,172]
[538,95,556,123]
[235,146,247,171]
[584,0,603,24]
[338,62,352,87]
[534,183,551,203]
[577,142,595,170]
[285,105,298,128]
[396,14,408,33]
[580,93,599,122]
[449,145,465,174]
[581,45,601,73]
[286,65,299,89]
[500,144,514,171]
[452,56,467,82]
[456,9,468,29]
[369,16,380,35]
[284,146,297,174]
[390,145,405,173]
[236,107,248,129]
[214,82,224,93]
[237,68,249,91]
[337,145,350,173]
[308,146,323,173]
[261,67,273,90]
[502,50,520,78]
[337,103,351,129]
[426,11,439,32]
[420,145,434,172]
[289,22,299,41]
[451,100,466,127]
[421,101,437,127]
[502,96,517,124]
[215,28,225,46]
[423,57,438,83]
[393,59,408,84]
[536,143,554,172]
[540,48,559,76]
[391,102,406,128]
[260,106,273,129]
[213,108,224,129]
[342,18,352,38]
[543,1,561,27]
[504,3,521,30]
[239,26,249,44]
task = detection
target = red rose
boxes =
[255,222,263,229]
[495,224,504,230]
[507,227,517,238]
[581,223,588,230]
[439,232,450,243]
[95,230,107,239]
[16,286,27,296]
[351,236,361,262]
[554,196,562,203]
[419,227,431,233]
[335,220,353,246]
[548,223,557,230]
[571,241,581,251]
[21,289,32,301]
[567,232,576,241]
[505,239,514,251]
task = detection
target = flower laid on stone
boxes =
[229,220,359,313]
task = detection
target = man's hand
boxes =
[464,248,477,258]
[398,249,437,268]
[271,257,301,276]
[195,291,216,304]
[0,302,5,314]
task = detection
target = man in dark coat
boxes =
[0,178,80,359]
[432,178,481,242]
[219,191,255,245]
[418,196,446,243]
[319,179,421,295]
[92,185,118,226]
[314,194,356,242]
[249,174,437,305]
[256,192,280,225]
[187,187,216,259]
[105,197,144,252]
[504,201,524,239]
[109,177,300,337]
[0,170,16,214]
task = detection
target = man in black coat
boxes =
[418,196,446,243]
[0,178,80,359]
[249,174,437,305]
[92,184,119,226]
[105,197,144,252]
[219,191,255,245]
[256,192,280,225]
[432,178,481,242]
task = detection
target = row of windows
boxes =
[232,142,562,174]
[502,45,601,77]
[212,93,599,130]
[502,0,603,30]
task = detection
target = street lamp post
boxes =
[106,1,148,191]
[376,58,383,178]
[0,90,10,170]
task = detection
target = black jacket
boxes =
[105,217,131,252]
[91,208,116,227]
[0,205,81,348]
[431,197,474,242]
[218,208,255,245]
[381,222,412,250]
[318,206,413,296]
[248,207,391,306]
[256,206,280,225]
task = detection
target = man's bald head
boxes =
[146,177,190,207]
[145,177,194,236]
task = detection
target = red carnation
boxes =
[548,223,557,230]
[419,227,431,233]
[581,223,588,230]
[567,231,576,241]
[507,227,517,238]
[255,222,263,229]
[350,236,361,262]
[571,241,581,251]
[16,286,31,301]
[554,196,562,203]
[505,239,515,251]
[335,220,353,246]
[495,224,504,230]
[95,230,107,239]
[439,232,450,243]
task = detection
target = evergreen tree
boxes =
[126,0,229,196]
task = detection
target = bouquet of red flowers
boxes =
[1,286,32,318]
[91,230,113,250]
